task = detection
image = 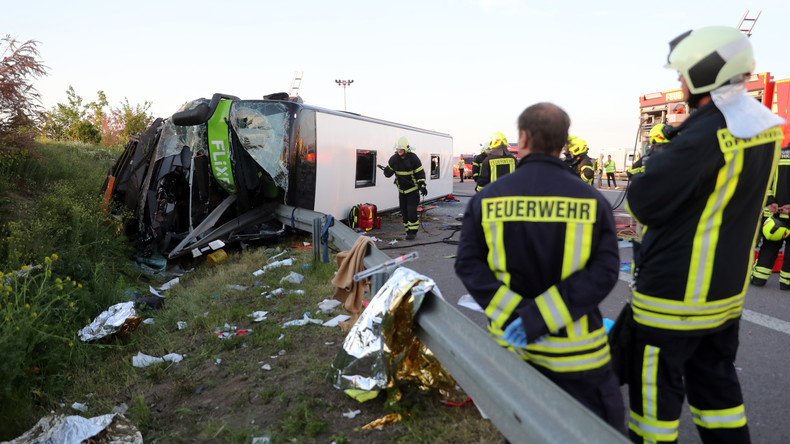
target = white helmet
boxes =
[666,26,754,95]
[394,136,410,152]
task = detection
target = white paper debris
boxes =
[216,359,222,365]
[132,352,184,368]
[191,248,202,258]
[112,403,128,415]
[158,277,180,291]
[142,318,155,325]
[177,321,187,330]
[252,437,271,444]
[323,314,351,327]
[248,311,269,322]
[282,313,323,327]
[209,239,225,250]
[318,299,342,313]
[342,409,361,419]
[261,364,272,371]
[148,286,163,298]
[71,402,88,412]
[280,271,304,285]
[266,250,288,264]
[389,240,398,245]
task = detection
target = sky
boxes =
[4,1,790,157]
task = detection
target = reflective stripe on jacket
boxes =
[627,102,783,332]
[455,154,619,375]
[383,152,426,194]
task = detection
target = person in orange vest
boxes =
[604,155,616,188]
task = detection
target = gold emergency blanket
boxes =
[327,267,456,404]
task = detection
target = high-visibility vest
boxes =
[605,160,615,173]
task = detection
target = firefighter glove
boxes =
[419,186,427,196]
[503,317,528,349]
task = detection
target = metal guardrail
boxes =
[274,204,628,443]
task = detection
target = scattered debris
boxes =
[132,352,184,368]
[142,318,155,325]
[342,409,362,419]
[253,258,294,276]
[323,314,351,328]
[71,402,88,412]
[261,364,272,371]
[248,311,269,322]
[282,313,323,327]
[280,271,304,284]
[177,321,187,330]
[318,299,342,313]
[78,302,142,342]
[251,437,271,444]
[8,413,142,444]
[158,277,180,291]
[362,413,403,430]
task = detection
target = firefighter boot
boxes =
[406,231,417,240]
[750,276,767,287]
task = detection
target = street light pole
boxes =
[335,79,354,111]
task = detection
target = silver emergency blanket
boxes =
[229,101,290,192]
[711,82,786,138]
[327,267,455,400]
[8,413,142,444]
[78,301,139,342]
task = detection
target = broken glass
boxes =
[229,101,290,192]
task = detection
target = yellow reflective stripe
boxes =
[780,270,790,279]
[629,411,679,442]
[752,265,771,280]
[632,292,744,330]
[394,170,416,175]
[562,221,592,279]
[686,147,742,303]
[414,166,423,173]
[534,286,573,333]
[526,324,604,353]
[483,221,510,287]
[399,186,418,193]
[485,286,522,329]
[489,158,515,182]
[514,341,610,372]
[779,158,790,165]
[642,345,659,428]
[690,405,747,429]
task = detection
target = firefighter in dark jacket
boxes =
[476,132,516,190]
[381,136,427,240]
[751,144,790,288]
[472,143,490,187]
[455,102,626,433]
[626,27,785,443]
[566,137,595,185]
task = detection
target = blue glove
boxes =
[503,317,528,348]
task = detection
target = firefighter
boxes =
[455,102,626,433]
[627,123,673,178]
[472,143,490,188]
[751,144,790,288]
[476,132,516,190]
[626,26,785,443]
[567,137,596,185]
[379,136,427,240]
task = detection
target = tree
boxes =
[42,86,106,144]
[0,35,48,148]
[100,98,153,147]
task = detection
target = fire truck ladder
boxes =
[737,10,761,37]
[289,71,304,99]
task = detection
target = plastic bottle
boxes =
[207,249,228,264]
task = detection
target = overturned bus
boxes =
[101,93,454,260]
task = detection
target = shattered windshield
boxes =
[157,100,208,159]
[230,101,290,191]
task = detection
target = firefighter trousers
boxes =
[627,320,750,443]
[398,191,419,234]
[753,236,790,285]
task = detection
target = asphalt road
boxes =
[367,178,790,443]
